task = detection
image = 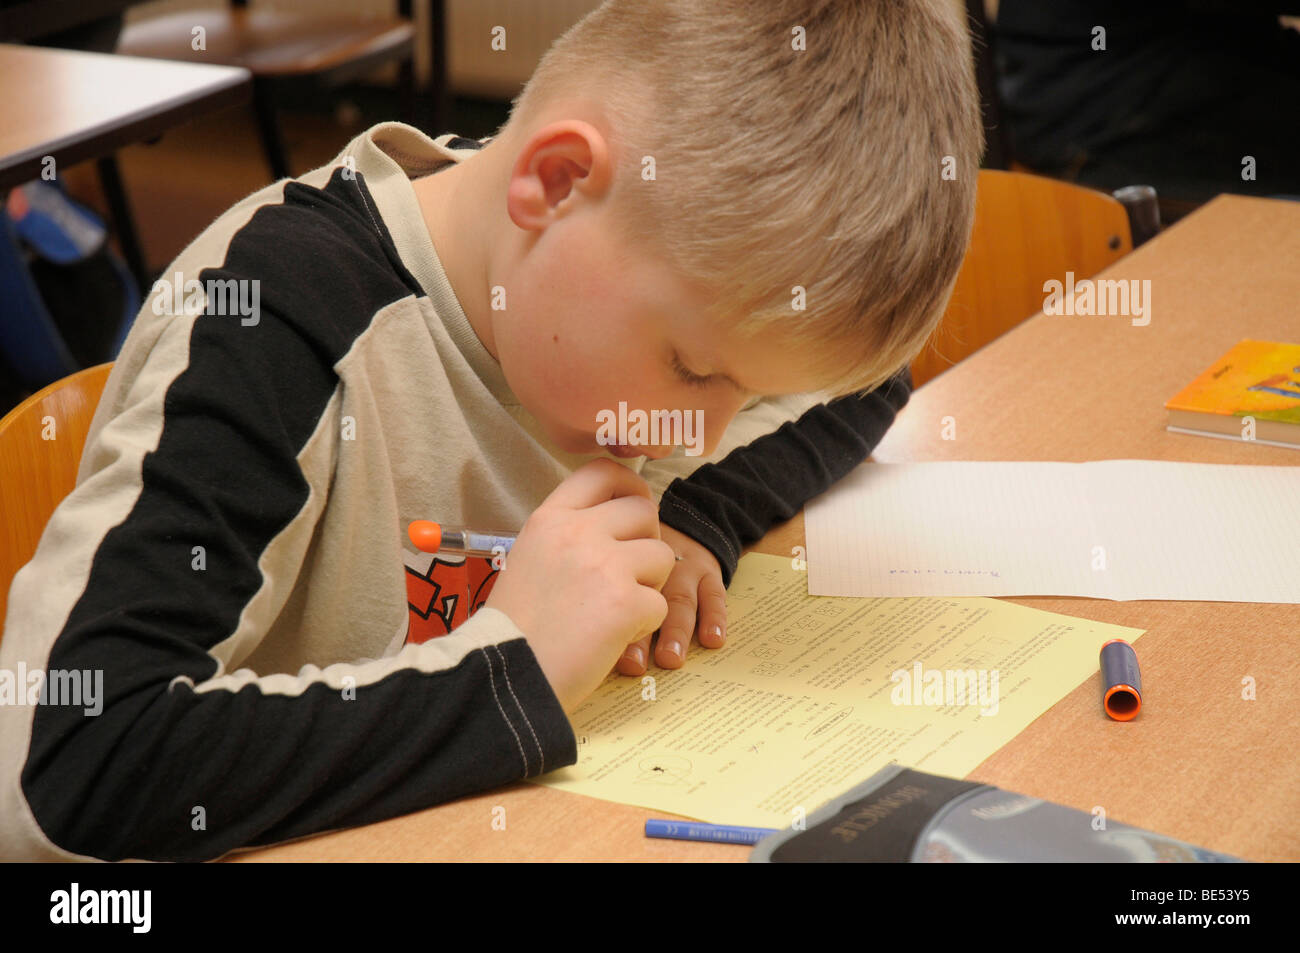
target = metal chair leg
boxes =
[252,80,291,181]
[428,0,449,134]
[95,154,150,291]
[1112,185,1162,248]
[398,56,418,129]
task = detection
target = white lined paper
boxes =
[805,461,1300,602]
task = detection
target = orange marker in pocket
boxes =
[408,520,684,560]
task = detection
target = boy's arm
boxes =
[0,263,573,864]
[642,368,912,585]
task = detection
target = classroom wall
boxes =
[126,0,603,98]
[126,1,981,99]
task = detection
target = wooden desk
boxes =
[0,1,147,43]
[233,194,1299,862]
[0,43,250,191]
[0,43,249,285]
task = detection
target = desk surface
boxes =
[233,194,1300,862]
[0,43,249,190]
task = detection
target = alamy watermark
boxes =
[151,272,261,326]
[1043,271,1150,326]
[890,661,1000,716]
[50,883,150,933]
[595,402,704,456]
[0,664,103,716]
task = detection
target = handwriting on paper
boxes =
[889,568,1002,578]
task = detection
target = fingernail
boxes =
[713,624,725,644]
[662,640,682,661]
[626,646,644,667]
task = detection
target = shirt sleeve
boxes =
[0,176,576,863]
[646,367,913,585]
[639,389,832,500]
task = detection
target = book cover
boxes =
[1165,339,1300,445]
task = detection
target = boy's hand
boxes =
[615,522,727,676]
[484,458,676,712]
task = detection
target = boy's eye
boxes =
[671,352,713,388]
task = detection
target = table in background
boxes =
[0,43,250,283]
[234,195,1300,862]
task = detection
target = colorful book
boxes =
[1165,339,1300,449]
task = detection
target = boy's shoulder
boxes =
[142,129,439,343]
[177,124,484,315]
[191,168,411,291]
[122,124,485,381]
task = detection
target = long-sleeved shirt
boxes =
[0,122,910,862]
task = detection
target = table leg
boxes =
[95,154,149,292]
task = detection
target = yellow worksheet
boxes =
[533,552,1144,828]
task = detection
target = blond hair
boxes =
[507,0,982,398]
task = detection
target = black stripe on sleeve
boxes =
[658,367,913,586]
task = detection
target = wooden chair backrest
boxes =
[912,170,1132,389]
[0,362,113,635]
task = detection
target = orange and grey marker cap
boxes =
[408,520,444,553]
[1100,639,1141,721]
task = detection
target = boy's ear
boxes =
[505,120,612,230]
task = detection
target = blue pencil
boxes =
[645,819,779,845]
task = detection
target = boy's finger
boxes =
[652,586,699,668]
[545,457,652,511]
[696,572,728,648]
[588,494,661,541]
[616,633,653,676]
[621,537,677,590]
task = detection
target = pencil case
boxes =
[748,765,1243,862]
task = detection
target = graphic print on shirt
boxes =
[403,547,500,644]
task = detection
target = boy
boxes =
[0,0,979,861]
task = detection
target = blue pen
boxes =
[645,820,779,845]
